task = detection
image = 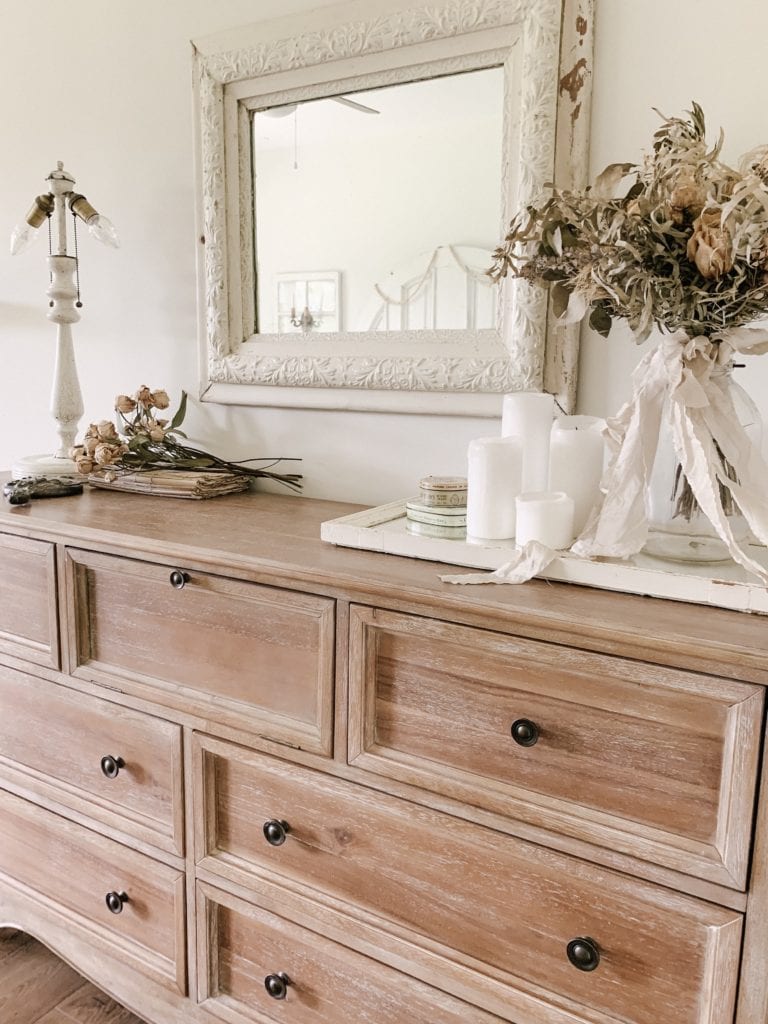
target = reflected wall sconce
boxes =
[290,305,321,333]
[9,161,119,479]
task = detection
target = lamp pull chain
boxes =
[47,214,54,293]
[72,212,83,308]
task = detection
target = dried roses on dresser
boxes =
[70,386,302,491]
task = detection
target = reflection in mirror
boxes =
[252,67,503,336]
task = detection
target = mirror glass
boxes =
[252,67,503,336]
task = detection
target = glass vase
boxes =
[644,364,762,563]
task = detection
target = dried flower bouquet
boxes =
[490,103,768,340]
[71,387,302,493]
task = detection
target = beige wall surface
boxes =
[1,0,767,504]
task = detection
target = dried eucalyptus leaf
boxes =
[551,282,571,318]
[169,390,188,430]
[589,305,612,338]
[592,162,636,199]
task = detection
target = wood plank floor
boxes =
[0,929,146,1024]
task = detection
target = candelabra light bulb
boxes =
[9,193,55,256]
[87,214,120,249]
[10,222,38,256]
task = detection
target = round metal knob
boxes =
[511,718,539,747]
[105,891,129,915]
[567,936,600,971]
[169,569,190,589]
[263,819,290,846]
[100,755,125,779]
[264,972,291,1000]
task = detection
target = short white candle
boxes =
[515,491,575,549]
[501,391,555,492]
[549,416,606,535]
[466,436,523,540]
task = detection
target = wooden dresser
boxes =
[1,485,767,1024]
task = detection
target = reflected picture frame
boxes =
[192,0,594,415]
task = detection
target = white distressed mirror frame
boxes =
[192,0,593,415]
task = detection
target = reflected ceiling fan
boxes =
[261,95,380,117]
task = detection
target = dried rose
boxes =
[135,385,152,405]
[626,197,649,217]
[686,208,734,280]
[669,172,705,215]
[149,425,166,442]
[94,443,118,466]
[96,420,119,441]
[84,435,99,456]
[150,389,170,410]
[74,457,95,475]
[115,394,137,414]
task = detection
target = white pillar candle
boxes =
[515,491,575,549]
[501,391,555,492]
[549,416,606,535]
[466,436,523,540]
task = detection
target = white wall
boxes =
[2,0,768,506]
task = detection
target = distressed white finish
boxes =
[320,499,768,615]
[192,0,593,415]
[13,168,84,479]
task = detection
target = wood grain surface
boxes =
[3,482,768,684]
[0,533,59,669]
[194,734,742,1024]
[0,662,183,856]
[65,547,335,755]
[0,929,145,1024]
[348,605,763,888]
[197,882,507,1024]
[0,791,186,994]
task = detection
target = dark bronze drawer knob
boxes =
[567,936,600,971]
[264,972,291,1000]
[169,569,190,590]
[511,718,539,747]
[105,890,129,915]
[263,819,290,846]
[100,755,125,779]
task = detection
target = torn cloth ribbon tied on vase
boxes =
[572,328,768,582]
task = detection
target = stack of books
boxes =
[88,469,250,499]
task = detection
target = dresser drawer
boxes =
[0,787,185,993]
[0,533,58,668]
[349,606,762,889]
[194,735,742,1024]
[197,881,505,1024]
[66,548,335,755]
[0,663,183,856]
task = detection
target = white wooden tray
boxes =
[321,499,768,615]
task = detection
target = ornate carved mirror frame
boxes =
[192,0,593,415]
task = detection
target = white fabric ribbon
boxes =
[442,327,768,587]
[572,328,768,583]
[440,540,559,585]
